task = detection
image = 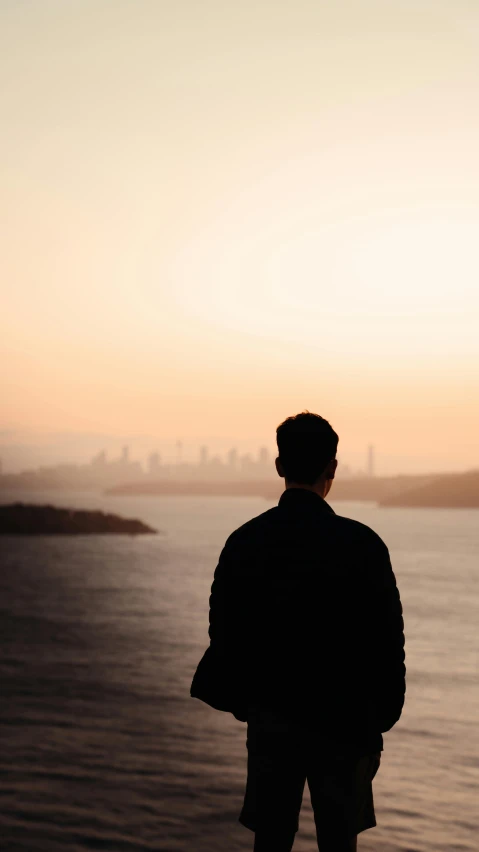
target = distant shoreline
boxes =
[1,468,478,508]
[104,471,479,508]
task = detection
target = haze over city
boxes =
[2,0,479,476]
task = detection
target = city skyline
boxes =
[0,440,373,481]
[0,428,477,478]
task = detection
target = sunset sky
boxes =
[2,0,479,474]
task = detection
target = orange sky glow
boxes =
[2,0,479,473]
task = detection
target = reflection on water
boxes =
[0,492,478,851]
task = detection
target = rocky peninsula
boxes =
[0,503,158,535]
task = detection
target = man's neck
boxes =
[285,481,328,499]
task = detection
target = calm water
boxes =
[0,491,478,852]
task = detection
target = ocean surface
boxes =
[0,491,478,852]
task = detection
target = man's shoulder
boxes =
[226,506,279,544]
[331,512,388,550]
[226,506,387,552]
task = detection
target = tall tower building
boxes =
[258,446,270,466]
[227,447,238,470]
[367,445,375,478]
[176,440,183,465]
[239,453,254,474]
[199,445,209,466]
[148,452,161,476]
[91,450,107,468]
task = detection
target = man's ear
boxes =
[275,457,285,478]
[327,458,338,479]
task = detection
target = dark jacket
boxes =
[191,488,406,754]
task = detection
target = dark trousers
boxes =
[239,707,381,851]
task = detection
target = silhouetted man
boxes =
[191,412,406,851]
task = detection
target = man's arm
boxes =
[366,534,406,733]
[208,534,236,650]
[207,532,251,721]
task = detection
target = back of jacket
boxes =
[191,488,406,755]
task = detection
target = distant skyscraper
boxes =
[258,446,270,466]
[121,445,129,464]
[148,452,161,476]
[239,453,254,473]
[176,440,183,465]
[336,460,352,479]
[367,445,375,478]
[199,445,209,466]
[91,450,107,467]
[227,447,238,469]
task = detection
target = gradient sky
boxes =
[2,0,479,473]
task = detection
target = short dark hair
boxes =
[276,411,339,485]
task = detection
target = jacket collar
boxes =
[278,487,335,514]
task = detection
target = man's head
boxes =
[275,411,338,497]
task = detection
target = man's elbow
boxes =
[378,674,406,733]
